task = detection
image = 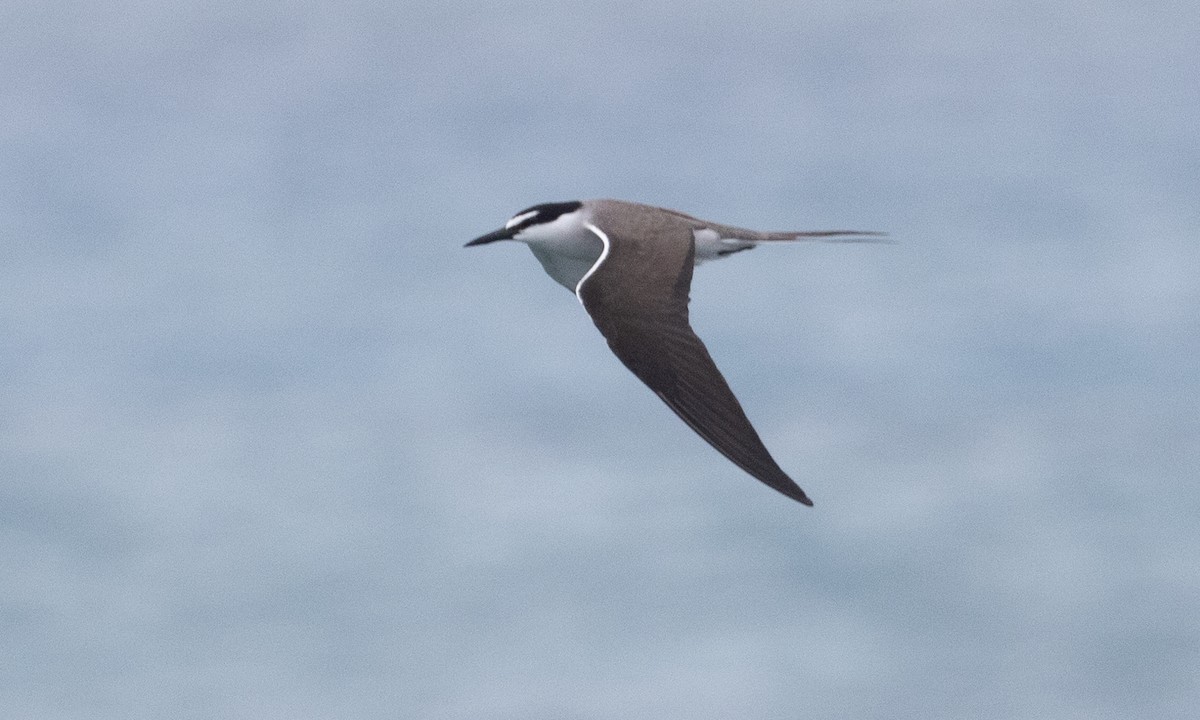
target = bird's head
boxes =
[465,201,585,247]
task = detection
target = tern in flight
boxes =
[467,199,882,506]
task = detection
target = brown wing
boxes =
[576,218,813,506]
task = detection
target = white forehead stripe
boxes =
[505,210,540,230]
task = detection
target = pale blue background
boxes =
[3,1,1198,718]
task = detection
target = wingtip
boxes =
[781,485,814,507]
[777,481,814,506]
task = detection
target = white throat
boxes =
[515,210,605,291]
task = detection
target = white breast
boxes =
[528,242,603,290]
[518,212,605,291]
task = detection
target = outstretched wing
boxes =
[575,218,813,506]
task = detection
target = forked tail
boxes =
[761,230,891,243]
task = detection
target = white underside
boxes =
[520,216,752,291]
[529,243,601,291]
[524,223,606,291]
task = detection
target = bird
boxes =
[466,199,883,506]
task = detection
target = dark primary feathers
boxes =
[576,205,813,506]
